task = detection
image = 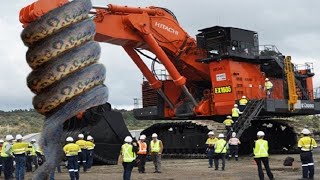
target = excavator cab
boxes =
[196,26,259,60]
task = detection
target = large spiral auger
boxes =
[21,0,108,179]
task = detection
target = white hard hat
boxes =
[0,139,4,143]
[87,136,93,140]
[78,134,84,138]
[139,134,146,140]
[16,134,23,140]
[234,104,238,107]
[232,132,236,137]
[152,133,158,138]
[242,96,246,99]
[218,134,224,138]
[257,131,265,136]
[301,128,311,135]
[265,78,269,81]
[31,139,36,142]
[124,136,133,143]
[5,135,14,141]
[66,137,74,142]
[227,115,232,119]
[208,131,214,135]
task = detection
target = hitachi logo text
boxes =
[155,22,179,35]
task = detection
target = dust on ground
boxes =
[25,152,319,180]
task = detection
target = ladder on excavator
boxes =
[232,99,265,138]
[284,56,298,110]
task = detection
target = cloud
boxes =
[0,0,319,111]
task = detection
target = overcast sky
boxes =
[0,0,319,111]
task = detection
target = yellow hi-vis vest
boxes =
[298,136,317,151]
[150,140,161,153]
[12,142,28,155]
[63,143,81,156]
[232,108,239,117]
[76,140,87,149]
[1,142,12,157]
[215,139,227,153]
[239,98,248,105]
[254,139,269,158]
[265,81,273,90]
[206,137,218,145]
[86,141,95,150]
[223,119,234,126]
[121,143,136,162]
[26,143,36,156]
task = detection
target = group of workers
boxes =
[119,133,163,180]
[63,134,95,180]
[205,128,317,180]
[0,134,40,180]
[0,133,95,180]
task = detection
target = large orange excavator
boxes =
[20,0,319,175]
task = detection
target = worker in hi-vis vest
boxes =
[206,131,218,168]
[264,78,273,98]
[253,131,274,180]
[137,134,147,173]
[214,134,227,171]
[239,95,248,111]
[223,116,234,135]
[231,104,243,122]
[149,133,163,173]
[1,135,14,180]
[120,136,137,180]
[298,128,317,179]
[12,134,29,180]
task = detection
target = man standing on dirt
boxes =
[137,134,147,173]
[206,131,217,168]
[214,134,227,171]
[149,133,163,173]
[253,131,274,180]
[298,128,317,180]
[228,132,240,161]
[120,136,137,180]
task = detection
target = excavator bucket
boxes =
[63,103,131,164]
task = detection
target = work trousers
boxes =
[15,155,26,180]
[122,162,134,180]
[67,155,79,180]
[0,156,2,176]
[266,88,272,98]
[137,154,146,173]
[300,151,314,179]
[3,156,13,180]
[225,126,232,136]
[86,150,94,169]
[26,155,34,172]
[214,153,225,170]
[254,157,274,180]
[239,105,246,112]
[207,148,214,167]
[151,153,161,172]
[78,149,87,172]
[228,145,239,161]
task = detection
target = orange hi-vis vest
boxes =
[137,141,147,155]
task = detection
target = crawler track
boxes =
[142,118,300,159]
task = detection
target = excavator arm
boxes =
[20,0,210,117]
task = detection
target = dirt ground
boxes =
[24,152,319,180]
